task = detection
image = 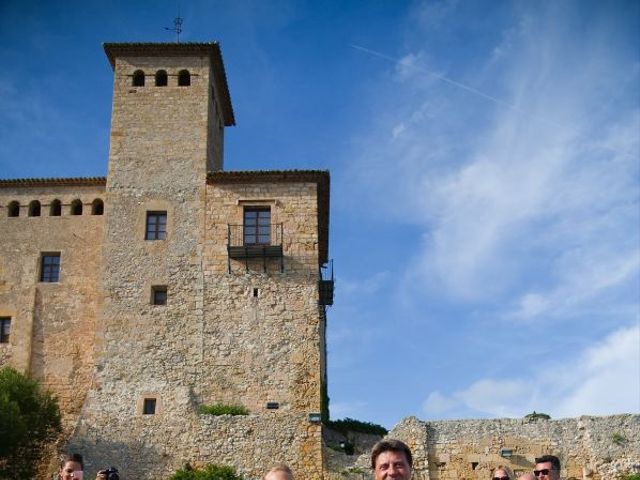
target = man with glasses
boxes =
[533,455,561,480]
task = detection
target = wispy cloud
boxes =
[423,323,640,418]
[347,1,640,312]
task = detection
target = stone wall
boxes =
[0,183,105,425]
[341,415,640,480]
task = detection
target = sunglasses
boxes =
[493,477,510,480]
[533,469,556,477]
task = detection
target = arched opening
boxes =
[7,201,19,217]
[178,69,191,87]
[70,199,83,216]
[28,200,41,217]
[50,199,62,216]
[91,198,104,215]
[132,70,145,87]
[155,70,168,87]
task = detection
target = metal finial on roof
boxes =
[164,9,183,42]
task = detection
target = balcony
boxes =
[227,224,284,273]
[319,260,334,306]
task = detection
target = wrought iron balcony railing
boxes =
[319,259,334,306]
[227,224,284,273]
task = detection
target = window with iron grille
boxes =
[243,207,270,245]
[145,211,167,240]
[40,253,61,282]
[0,318,10,343]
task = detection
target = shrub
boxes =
[0,366,61,478]
[612,432,626,445]
[198,403,249,416]
[524,411,551,422]
[326,417,388,436]
[169,464,244,480]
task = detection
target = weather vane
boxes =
[165,10,183,42]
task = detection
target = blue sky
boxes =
[1,0,638,428]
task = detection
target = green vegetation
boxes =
[198,403,249,416]
[169,464,244,480]
[340,466,368,476]
[612,432,627,445]
[327,417,388,437]
[524,411,551,421]
[0,366,61,479]
[623,475,640,480]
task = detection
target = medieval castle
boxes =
[0,42,638,479]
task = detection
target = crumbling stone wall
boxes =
[342,415,640,480]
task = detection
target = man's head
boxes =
[534,455,561,480]
[264,464,293,480]
[371,439,413,480]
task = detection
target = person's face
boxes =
[493,469,510,480]
[59,461,83,480]
[534,462,560,480]
[374,450,412,480]
[264,472,292,480]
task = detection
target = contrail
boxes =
[349,43,558,126]
[350,44,636,158]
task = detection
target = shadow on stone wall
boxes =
[64,438,165,479]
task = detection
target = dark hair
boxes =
[535,455,560,471]
[60,453,84,469]
[370,439,413,470]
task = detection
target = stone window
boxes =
[152,286,167,306]
[143,398,157,415]
[40,253,61,283]
[28,200,41,217]
[50,199,62,216]
[132,70,145,87]
[145,211,167,240]
[243,207,271,245]
[178,69,191,86]
[70,199,83,215]
[91,198,104,215]
[7,201,19,217]
[155,70,168,87]
[0,318,10,343]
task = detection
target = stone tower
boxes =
[0,41,331,478]
[66,43,330,478]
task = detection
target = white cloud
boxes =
[422,324,640,418]
[346,1,640,312]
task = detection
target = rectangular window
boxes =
[145,211,167,240]
[40,253,61,282]
[143,398,157,415]
[0,318,10,343]
[152,286,167,306]
[243,207,270,245]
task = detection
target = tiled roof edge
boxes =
[207,170,329,183]
[0,177,107,188]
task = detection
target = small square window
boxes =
[0,318,10,343]
[143,398,156,415]
[152,286,167,305]
[145,211,167,240]
[40,253,61,282]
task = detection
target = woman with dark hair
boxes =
[59,453,83,480]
